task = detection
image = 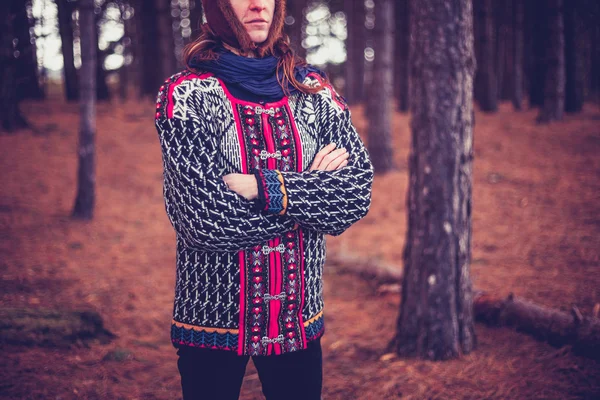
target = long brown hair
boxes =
[182,25,326,97]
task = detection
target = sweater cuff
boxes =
[253,169,287,215]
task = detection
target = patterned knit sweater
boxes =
[154,69,374,357]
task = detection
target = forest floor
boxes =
[1,88,599,399]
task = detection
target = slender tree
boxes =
[564,0,585,113]
[477,0,497,111]
[14,0,44,99]
[512,0,524,110]
[537,0,565,122]
[56,0,79,101]
[94,15,110,101]
[72,0,96,219]
[366,0,394,173]
[392,0,476,361]
[394,0,409,112]
[527,0,546,107]
[155,0,176,79]
[344,0,365,104]
[593,1,600,102]
[121,1,138,100]
[136,0,163,97]
[0,0,29,132]
[495,0,513,101]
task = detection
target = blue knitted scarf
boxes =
[189,48,323,100]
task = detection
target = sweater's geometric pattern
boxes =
[171,322,238,351]
[234,96,304,356]
[241,243,270,355]
[155,70,374,356]
[255,169,287,214]
[305,312,325,341]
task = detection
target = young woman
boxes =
[154,0,374,398]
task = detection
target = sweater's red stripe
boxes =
[297,228,307,349]
[273,236,283,355]
[237,251,246,355]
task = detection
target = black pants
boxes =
[176,338,323,400]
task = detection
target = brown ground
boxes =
[1,88,599,399]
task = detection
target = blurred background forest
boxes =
[1,0,600,399]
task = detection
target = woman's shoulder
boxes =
[297,66,349,114]
[155,69,223,119]
[159,69,218,96]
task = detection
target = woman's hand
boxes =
[222,173,259,200]
[223,143,349,200]
[310,142,349,171]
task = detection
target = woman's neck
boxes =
[222,42,256,58]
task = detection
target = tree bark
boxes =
[537,0,565,123]
[56,0,79,101]
[564,0,585,113]
[394,0,409,112]
[366,0,394,174]
[393,0,476,361]
[512,0,524,110]
[72,0,96,219]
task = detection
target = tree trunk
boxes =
[343,0,355,100]
[527,0,546,108]
[393,0,476,361]
[512,0,524,110]
[56,0,79,101]
[122,2,138,100]
[14,0,43,100]
[286,0,306,59]
[564,0,584,113]
[492,0,510,100]
[474,293,600,360]
[478,0,497,112]
[346,0,365,104]
[72,0,96,219]
[537,0,565,123]
[136,0,162,97]
[93,10,110,101]
[500,0,516,101]
[0,0,29,132]
[394,0,409,112]
[366,0,394,174]
[592,1,600,103]
[155,0,176,79]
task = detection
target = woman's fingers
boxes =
[310,142,337,171]
[319,148,348,170]
[324,151,350,171]
[309,143,350,172]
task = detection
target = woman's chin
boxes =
[247,31,269,44]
